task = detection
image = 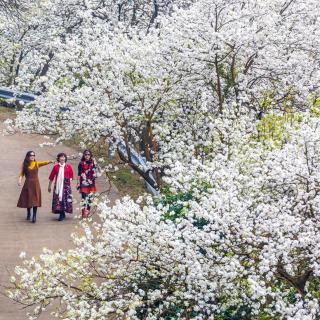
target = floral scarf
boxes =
[79,160,96,188]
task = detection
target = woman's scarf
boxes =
[55,163,66,201]
[80,160,96,187]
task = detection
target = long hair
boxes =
[81,149,93,162]
[22,151,35,176]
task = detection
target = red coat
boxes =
[49,163,74,182]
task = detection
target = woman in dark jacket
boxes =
[77,150,97,218]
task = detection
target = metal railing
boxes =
[0,87,36,104]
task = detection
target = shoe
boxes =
[81,209,89,218]
[32,212,37,223]
[58,212,65,221]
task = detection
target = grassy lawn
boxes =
[0,105,15,121]
[107,163,146,199]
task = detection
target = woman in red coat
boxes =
[48,153,74,221]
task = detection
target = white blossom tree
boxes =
[0,0,189,89]
[5,0,320,318]
[8,117,320,319]
[12,0,320,188]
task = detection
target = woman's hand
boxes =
[18,177,22,187]
[50,160,54,164]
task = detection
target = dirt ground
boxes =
[0,119,119,319]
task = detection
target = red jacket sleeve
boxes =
[49,165,58,181]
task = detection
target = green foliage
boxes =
[159,190,193,221]
[256,113,303,146]
[157,187,209,229]
[24,103,36,110]
[74,69,91,87]
[260,92,272,112]
[306,276,320,300]
[54,77,71,89]
[126,70,144,86]
[215,62,237,98]
[254,92,320,146]
[310,97,320,117]
[214,305,252,320]
[136,302,201,320]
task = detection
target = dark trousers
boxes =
[81,193,93,210]
[27,207,37,222]
[27,207,37,216]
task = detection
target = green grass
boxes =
[0,105,15,113]
[0,105,16,121]
[109,165,146,199]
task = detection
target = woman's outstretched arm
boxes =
[37,160,54,167]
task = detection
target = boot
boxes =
[27,210,31,221]
[31,207,37,223]
[58,212,65,221]
[81,208,89,218]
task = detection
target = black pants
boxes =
[27,207,37,215]
[81,193,93,210]
[27,207,37,222]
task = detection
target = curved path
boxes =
[0,118,118,319]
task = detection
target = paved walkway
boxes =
[0,119,118,319]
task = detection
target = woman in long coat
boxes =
[17,151,53,223]
[48,152,74,221]
[77,150,97,218]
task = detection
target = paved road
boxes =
[0,120,118,319]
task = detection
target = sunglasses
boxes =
[29,154,35,157]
